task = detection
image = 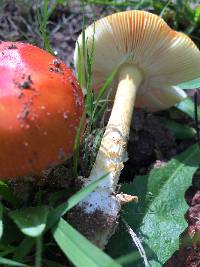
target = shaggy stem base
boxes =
[78,64,143,247]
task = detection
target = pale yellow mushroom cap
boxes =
[74,10,200,112]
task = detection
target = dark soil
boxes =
[1,1,200,266]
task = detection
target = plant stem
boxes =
[35,235,42,267]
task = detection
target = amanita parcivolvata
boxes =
[74,10,200,247]
[0,41,84,178]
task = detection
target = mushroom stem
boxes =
[108,63,143,152]
[77,64,143,248]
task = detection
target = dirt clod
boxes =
[120,109,177,180]
[68,206,118,248]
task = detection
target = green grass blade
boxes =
[52,218,122,267]
[43,0,48,26]
[85,26,96,130]
[72,109,86,178]
[13,237,35,262]
[85,0,138,7]
[0,247,16,257]
[77,42,83,87]
[116,251,146,265]
[0,257,30,266]
[93,100,110,125]
[91,66,119,123]
[160,0,172,17]
[86,46,95,124]
[36,0,54,54]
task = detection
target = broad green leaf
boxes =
[52,218,122,267]
[176,97,200,119]
[47,173,109,229]
[0,203,3,239]
[108,144,200,267]
[0,256,30,266]
[9,206,49,237]
[177,77,200,89]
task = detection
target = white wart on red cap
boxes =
[75,10,200,111]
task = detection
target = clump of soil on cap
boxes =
[1,1,200,266]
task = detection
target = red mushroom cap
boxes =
[0,41,84,178]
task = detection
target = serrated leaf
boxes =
[108,144,200,267]
[9,206,49,237]
[52,218,122,267]
[177,77,200,89]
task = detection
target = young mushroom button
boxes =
[74,10,200,248]
[0,42,84,178]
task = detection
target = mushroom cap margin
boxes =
[74,10,200,111]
